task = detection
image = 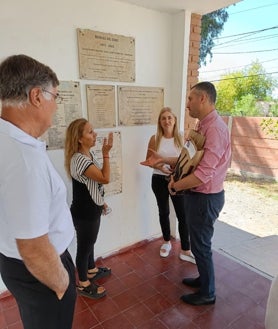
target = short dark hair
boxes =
[0,54,59,103]
[191,81,216,104]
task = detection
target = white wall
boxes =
[0,0,191,292]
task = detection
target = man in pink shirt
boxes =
[142,81,231,305]
[170,81,231,305]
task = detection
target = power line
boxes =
[229,3,278,15]
[214,33,278,49]
[214,48,278,55]
[201,2,278,86]
[215,25,278,40]
[210,71,278,83]
[200,58,278,74]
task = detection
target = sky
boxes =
[198,0,278,97]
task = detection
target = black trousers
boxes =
[73,217,101,281]
[0,250,76,329]
[151,174,190,250]
[71,202,102,282]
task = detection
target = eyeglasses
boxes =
[42,89,61,102]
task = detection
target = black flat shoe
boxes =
[77,283,106,300]
[182,277,201,288]
[88,267,111,281]
[180,292,216,305]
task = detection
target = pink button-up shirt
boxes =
[193,110,231,194]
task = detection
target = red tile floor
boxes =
[0,238,271,329]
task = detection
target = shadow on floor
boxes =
[213,220,278,279]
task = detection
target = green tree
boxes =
[244,62,274,99]
[200,8,229,65]
[269,101,278,116]
[232,94,260,116]
[215,61,277,115]
[215,72,243,114]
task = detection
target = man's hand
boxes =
[16,235,69,299]
[168,175,176,195]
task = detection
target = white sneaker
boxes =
[179,252,196,264]
[160,242,172,257]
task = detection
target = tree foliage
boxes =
[200,8,229,65]
[260,118,278,140]
[233,95,260,117]
[215,61,277,115]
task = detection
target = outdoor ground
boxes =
[211,173,278,278]
[221,173,278,238]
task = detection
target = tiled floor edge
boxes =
[214,247,273,280]
[95,236,163,261]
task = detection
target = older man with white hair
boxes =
[0,54,76,329]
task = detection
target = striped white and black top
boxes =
[70,151,105,206]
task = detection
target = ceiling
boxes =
[115,0,242,15]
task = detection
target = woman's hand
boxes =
[140,149,178,171]
[102,203,112,215]
[140,148,163,168]
[102,132,113,156]
[156,163,173,174]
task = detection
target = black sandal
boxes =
[88,267,111,281]
[77,282,106,299]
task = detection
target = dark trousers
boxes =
[152,174,190,250]
[186,190,225,297]
[0,250,76,329]
[72,207,102,282]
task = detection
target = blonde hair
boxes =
[64,118,88,178]
[155,107,183,151]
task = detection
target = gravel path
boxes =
[220,179,278,237]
